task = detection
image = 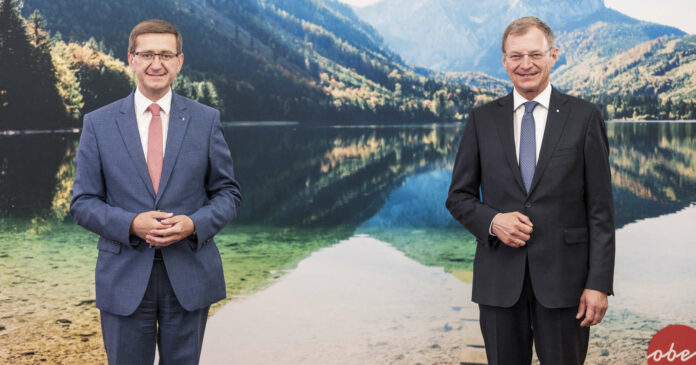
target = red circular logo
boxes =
[647,324,696,364]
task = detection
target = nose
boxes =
[520,55,533,68]
[147,56,165,71]
[151,55,163,67]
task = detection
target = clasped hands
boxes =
[491,211,533,248]
[129,211,195,248]
[491,211,608,327]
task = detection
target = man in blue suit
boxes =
[70,19,241,364]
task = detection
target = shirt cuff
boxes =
[489,213,501,236]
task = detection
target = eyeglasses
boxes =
[133,51,180,62]
[504,49,554,62]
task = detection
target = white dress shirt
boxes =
[134,87,172,161]
[489,83,553,235]
[512,83,552,164]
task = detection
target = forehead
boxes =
[505,27,548,52]
[134,33,177,52]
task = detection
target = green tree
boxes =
[0,0,65,129]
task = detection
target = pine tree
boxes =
[0,0,65,129]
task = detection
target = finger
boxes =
[149,226,178,237]
[595,307,607,325]
[150,221,173,231]
[502,239,517,248]
[160,215,184,225]
[518,224,533,234]
[151,211,174,219]
[516,213,533,227]
[581,307,595,327]
[592,305,605,325]
[511,231,530,241]
[145,234,168,245]
[590,308,601,326]
[576,301,586,320]
[147,235,177,247]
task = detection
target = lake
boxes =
[1,121,694,364]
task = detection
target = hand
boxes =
[576,289,608,327]
[491,212,533,248]
[145,215,195,248]
[130,211,174,240]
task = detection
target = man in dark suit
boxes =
[446,17,614,364]
[70,19,241,364]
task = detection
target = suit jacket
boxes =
[446,88,615,309]
[70,91,241,316]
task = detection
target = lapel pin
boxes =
[181,117,185,121]
[556,109,560,113]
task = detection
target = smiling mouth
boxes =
[517,72,538,77]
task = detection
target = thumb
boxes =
[576,298,586,319]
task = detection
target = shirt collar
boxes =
[134,87,172,116]
[513,82,552,111]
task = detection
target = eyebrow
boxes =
[135,49,178,53]
[507,49,545,54]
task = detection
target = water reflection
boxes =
[0,134,77,217]
[1,122,694,229]
[607,122,696,227]
[225,124,461,226]
[360,122,696,230]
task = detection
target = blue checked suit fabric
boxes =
[519,101,538,193]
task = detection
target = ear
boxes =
[176,53,184,73]
[127,52,135,71]
[549,47,558,66]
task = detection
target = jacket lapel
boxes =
[494,93,526,193]
[528,88,570,195]
[154,92,190,206]
[115,92,156,199]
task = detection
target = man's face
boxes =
[127,33,184,101]
[502,27,557,100]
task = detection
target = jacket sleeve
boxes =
[583,107,616,294]
[188,110,242,249]
[446,111,500,243]
[70,113,138,246]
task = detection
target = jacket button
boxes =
[525,202,532,208]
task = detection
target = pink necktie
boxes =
[147,104,163,194]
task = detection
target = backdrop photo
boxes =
[1,0,694,364]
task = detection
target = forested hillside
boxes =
[8,0,489,127]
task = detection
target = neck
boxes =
[514,83,550,101]
[140,87,170,103]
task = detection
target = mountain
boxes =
[18,0,486,123]
[554,34,696,101]
[440,71,511,96]
[356,0,685,79]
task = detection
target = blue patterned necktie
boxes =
[519,101,538,193]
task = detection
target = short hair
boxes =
[128,19,182,54]
[501,16,555,53]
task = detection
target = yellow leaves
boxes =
[50,41,83,119]
[50,141,78,220]
[49,39,133,120]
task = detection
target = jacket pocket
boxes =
[564,227,588,245]
[97,238,121,254]
[552,147,577,157]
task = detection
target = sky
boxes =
[337,0,696,34]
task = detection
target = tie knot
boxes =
[523,101,538,114]
[148,103,161,117]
